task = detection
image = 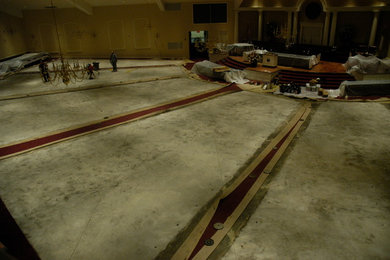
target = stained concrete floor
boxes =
[0,77,222,146]
[0,63,302,259]
[223,102,390,260]
[1,61,389,260]
[0,65,187,98]
[21,59,185,73]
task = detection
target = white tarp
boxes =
[344,55,390,75]
[243,49,268,61]
[227,43,254,56]
[191,60,248,84]
[0,52,49,78]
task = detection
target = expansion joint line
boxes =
[172,103,312,260]
[17,64,179,76]
[0,84,241,160]
[0,75,182,101]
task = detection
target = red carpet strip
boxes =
[216,57,249,70]
[0,84,241,160]
[279,70,355,89]
[183,62,195,71]
[174,104,311,260]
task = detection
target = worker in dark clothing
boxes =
[110,51,118,72]
[39,61,50,82]
[87,64,95,79]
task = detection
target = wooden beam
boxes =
[155,0,165,11]
[64,0,93,15]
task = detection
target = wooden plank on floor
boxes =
[172,103,311,260]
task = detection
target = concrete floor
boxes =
[0,65,187,98]
[0,77,221,146]
[21,59,185,73]
[223,102,390,260]
[1,61,389,260]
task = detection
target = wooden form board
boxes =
[172,103,312,260]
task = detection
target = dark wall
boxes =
[335,12,373,46]
[238,11,258,42]
[376,11,390,57]
[262,11,287,43]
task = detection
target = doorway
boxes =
[189,31,209,60]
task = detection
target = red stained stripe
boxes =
[279,70,354,89]
[0,84,241,159]
[188,111,304,259]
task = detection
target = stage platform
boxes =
[230,56,348,73]
[224,56,355,89]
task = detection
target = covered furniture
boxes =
[243,49,268,61]
[344,55,390,80]
[191,60,247,83]
[227,43,254,56]
[274,52,320,69]
[339,80,390,97]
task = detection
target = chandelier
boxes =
[43,0,88,85]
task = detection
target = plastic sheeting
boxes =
[344,55,390,76]
[191,60,248,84]
[0,52,49,78]
[227,43,254,56]
[243,50,268,61]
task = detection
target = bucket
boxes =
[93,62,99,71]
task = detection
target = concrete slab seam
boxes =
[16,64,179,75]
[0,76,183,101]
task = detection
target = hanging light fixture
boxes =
[44,0,87,85]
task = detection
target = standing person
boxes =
[87,63,95,79]
[110,51,117,72]
[39,60,50,82]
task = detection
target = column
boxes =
[292,11,298,43]
[329,11,338,47]
[234,10,239,43]
[322,11,330,46]
[388,43,390,58]
[258,10,263,41]
[369,11,380,46]
[287,11,292,43]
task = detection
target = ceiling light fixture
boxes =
[44,0,87,85]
